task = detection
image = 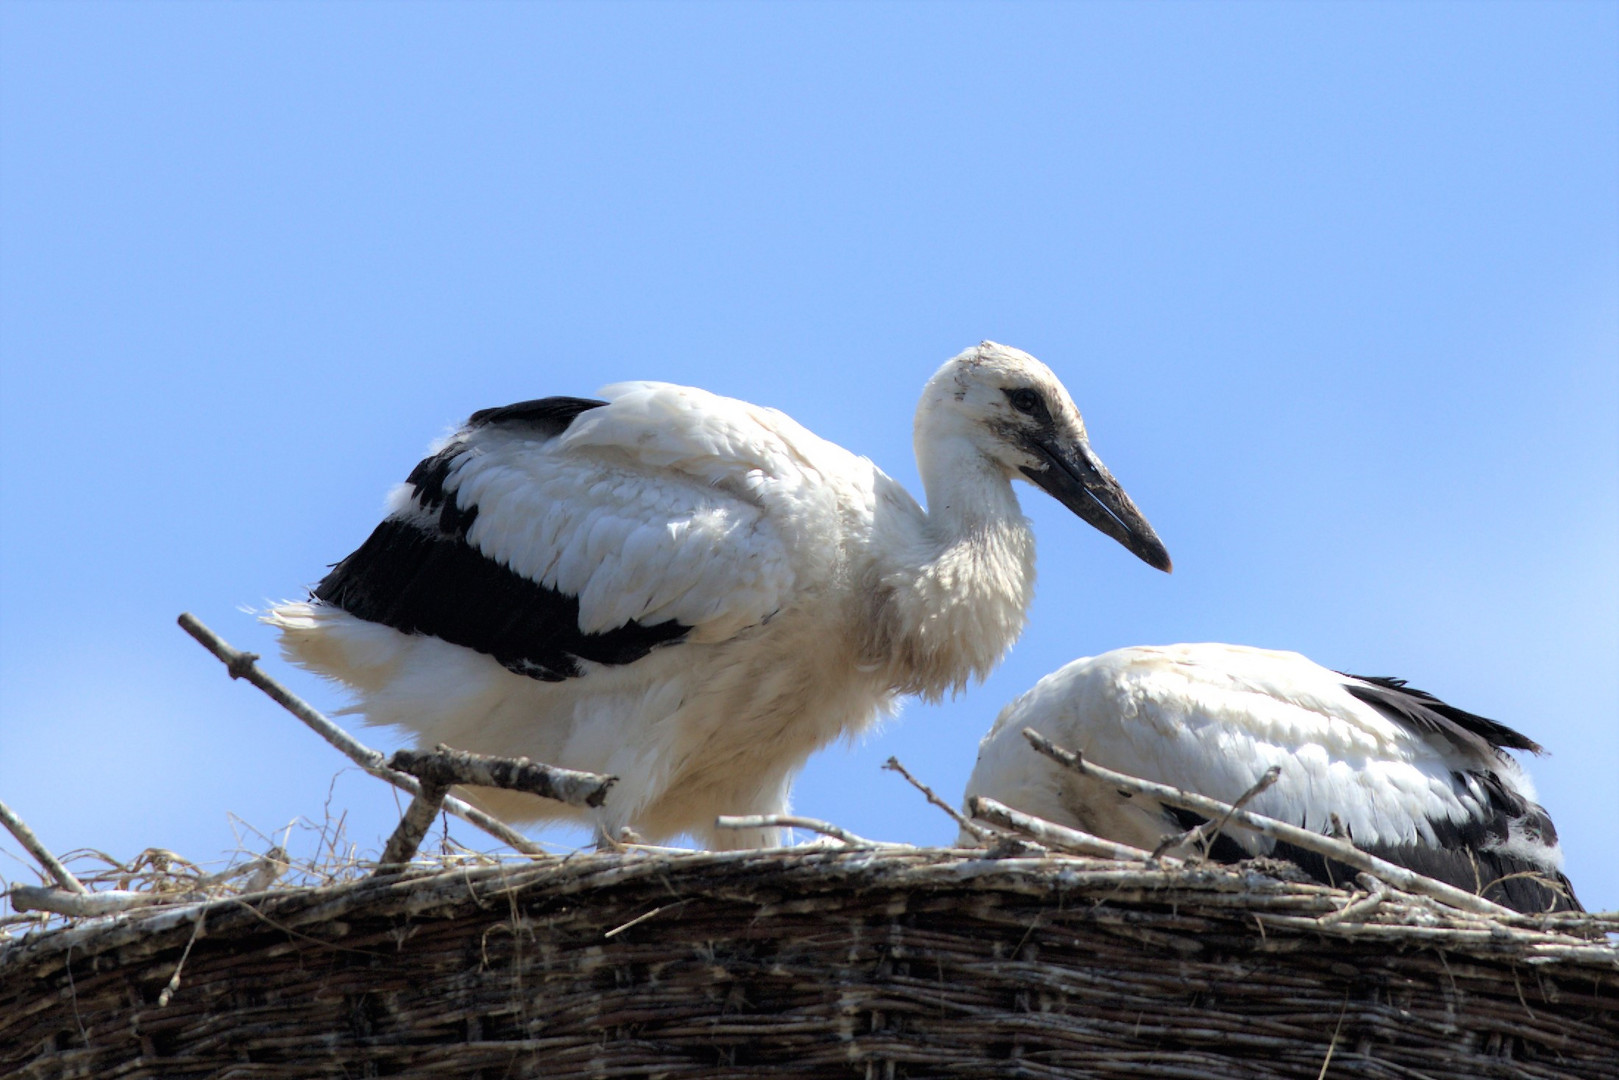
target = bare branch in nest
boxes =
[158,909,206,1007]
[713,815,897,848]
[390,745,615,809]
[603,899,690,939]
[882,756,995,844]
[179,612,384,768]
[189,848,290,893]
[237,848,290,894]
[375,746,614,872]
[376,780,450,871]
[1021,727,1515,918]
[1318,874,1389,926]
[1150,765,1282,860]
[968,797,1165,863]
[10,886,178,917]
[178,613,546,857]
[0,797,86,894]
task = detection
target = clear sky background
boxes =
[2,3,1615,912]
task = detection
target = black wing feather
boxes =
[1341,674,1543,755]
[314,394,690,681]
[468,396,608,431]
[1167,786,1580,913]
[315,521,689,681]
[1266,834,1580,914]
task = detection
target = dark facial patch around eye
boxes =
[1005,387,1046,418]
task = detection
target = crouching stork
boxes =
[963,643,1579,912]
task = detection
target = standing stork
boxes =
[962,643,1580,913]
[269,342,1171,848]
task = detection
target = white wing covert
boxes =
[314,386,827,682]
[965,643,1579,913]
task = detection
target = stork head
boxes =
[917,341,1172,572]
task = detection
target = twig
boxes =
[712,815,892,848]
[375,780,450,871]
[1316,994,1351,1080]
[1196,763,1281,850]
[0,912,47,931]
[378,745,615,870]
[390,745,615,810]
[0,797,87,894]
[1150,765,1281,859]
[238,848,290,893]
[604,899,690,938]
[1021,728,1514,918]
[7,843,293,918]
[1318,874,1389,926]
[158,909,206,1007]
[178,613,546,856]
[968,797,1166,863]
[191,847,290,893]
[1479,868,1580,912]
[9,885,177,916]
[882,757,996,843]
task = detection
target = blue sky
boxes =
[2,3,1615,911]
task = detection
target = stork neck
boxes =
[866,441,1035,700]
[919,446,1026,541]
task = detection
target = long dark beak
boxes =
[1020,436,1172,572]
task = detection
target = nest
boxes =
[3,847,1615,1079]
[6,619,1614,1076]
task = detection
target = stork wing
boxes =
[968,643,1576,910]
[976,644,1528,851]
[315,387,816,682]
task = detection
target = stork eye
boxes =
[1007,388,1043,415]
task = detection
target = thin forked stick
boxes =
[374,747,616,871]
[1150,765,1282,860]
[0,797,87,894]
[713,814,893,848]
[10,886,177,917]
[1021,728,1513,918]
[9,845,292,916]
[969,796,1166,863]
[883,756,996,844]
[1318,873,1389,926]
[375,781,450,870]
[178,613,545,856]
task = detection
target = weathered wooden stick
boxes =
[9,885,174,916]
[188,848,290,892]
[8,845,293,917]
[376,746,613,870]
[1318,874,1389,926]
[969,797,1166,863]
[390,745,615,809]
[178,613,545,856]
[376,780,450,870]
[236,848,291,893]
[157,909,205,1007]
[1021,727,1514,918]
[882,756,996,843]
[1151,765,1282,859]
[0,797,86,894]
[713,815,893,848]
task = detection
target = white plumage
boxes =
[270,342,1170,848]
[963,643,1578,912]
